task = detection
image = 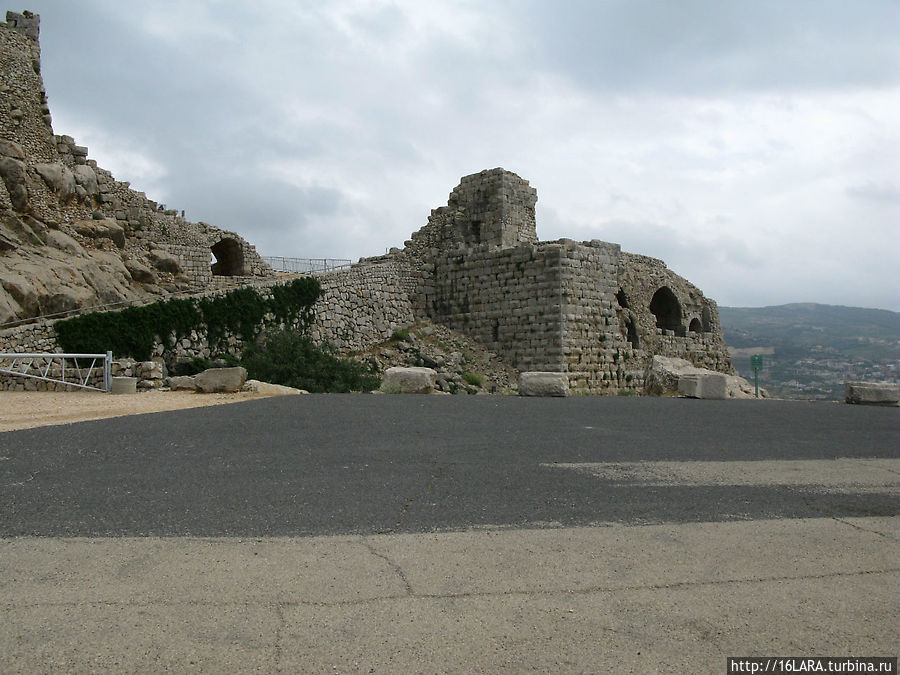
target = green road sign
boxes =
[749,355,763,397]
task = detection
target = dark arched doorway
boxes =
[211,238,245,276]
[649,287,683,335]
[689,317,702,333]
[624,314,640,349]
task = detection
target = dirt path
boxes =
[0,390,278,432]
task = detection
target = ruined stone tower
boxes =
[385,168,733,393]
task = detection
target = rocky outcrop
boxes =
[360,320,519,394]
[0,13,274,328]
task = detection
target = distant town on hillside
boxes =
[719,303,900,401]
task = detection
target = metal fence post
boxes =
[105,351,113,392]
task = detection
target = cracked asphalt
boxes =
[1,396,898,672]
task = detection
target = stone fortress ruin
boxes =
[0,10,734,394]
[369,168,733,393]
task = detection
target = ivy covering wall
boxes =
[55,278,321,360]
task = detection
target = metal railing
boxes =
[0,352,113,392]
[263,257,352,275]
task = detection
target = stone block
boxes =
[678,373,727,400]
[844,382,900,407]
[518,371,569,397]
[168,375,198,391]
[381,366,436,394]
[110,376,136,395]
[194,367,247,393]
[242,379,307,395]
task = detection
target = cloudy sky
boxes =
[22,0,900,310]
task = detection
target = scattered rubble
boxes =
[358,320,519,395]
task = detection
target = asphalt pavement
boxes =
[1,396,897,672]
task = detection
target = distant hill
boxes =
[718,304,900,400]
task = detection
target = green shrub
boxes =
[242,329,380,393]
[56,278,321,360]
[171,357,212,376]
[390,328,410,342]
[219,353,242,367]
[462,371,484,387]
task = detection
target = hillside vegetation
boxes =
[719,303,899,400]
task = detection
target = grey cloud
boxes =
[20,0,900,310]
[162,167,345,250]
[846,182,900,205]
[519,0,900,93]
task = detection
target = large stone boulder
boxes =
[725,374,767,399]
[381,366,436,394]
[149,249,182,274]
[644,356,704,396]
[34,162,76,203]
[0,156,29,212]
[243,379,307,395]
[74,218,125,248]
[518,371,569,397]
[845,382,899,407]
[168,375,198,391]
[124,258,157,284]
[645,355,763,398]
[0,139,26,160]
[677,372,728,400]
[72,165,99,197]
[194,367,248,393]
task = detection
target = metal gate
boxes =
[0,352,113,392]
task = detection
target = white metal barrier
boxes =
[262,257,352,275]
[0,352,113,392]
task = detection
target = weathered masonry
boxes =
[370,168,733,393]
[1,10,733,394]
[0,11,274,327]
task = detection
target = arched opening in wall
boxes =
[623,314,640,349]
[649,286,683,335]
[689,318,702,333]
[211,238,245,276]
[616,289,629,308]
[701,305,712,332]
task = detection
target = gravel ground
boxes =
[0,390,276,432]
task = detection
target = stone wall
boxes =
[390,168,734,394]
[0,265,414,389]
[556,239,630,392]
[0,11,53,163]
[616,252,732,374]
[423,242,566,373]
[310,262,414,353]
